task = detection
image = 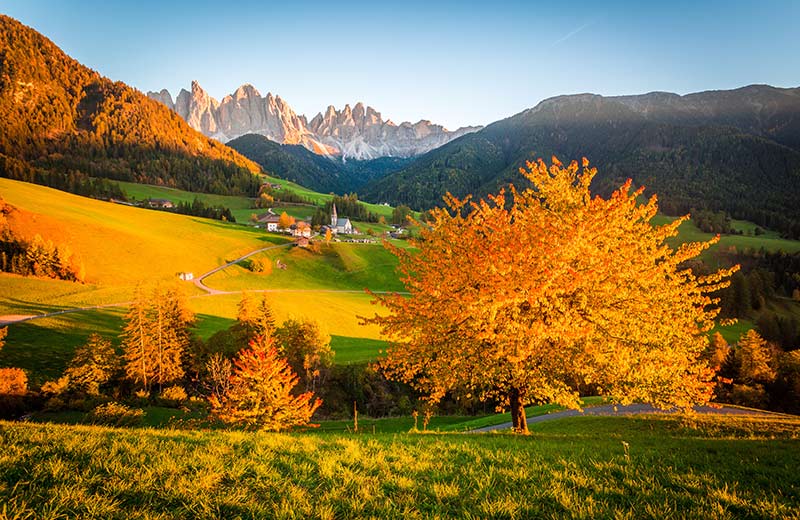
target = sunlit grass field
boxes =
[0,178,278,288]
[4,178,800,385]
[1,414,798,519]
[203,242,404,292]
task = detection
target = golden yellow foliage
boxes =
[365,157,736,432]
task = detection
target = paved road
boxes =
[193,242,293,294]
[472,403,777,432]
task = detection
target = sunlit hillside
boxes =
[0,178,281,288]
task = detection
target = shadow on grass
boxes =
[330,335,389,365]
[193,314,235,340]
[0,308,126,384]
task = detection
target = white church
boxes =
[330,203,355,234]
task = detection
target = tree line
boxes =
[707,330,800,414]
[0,287,426,428]
[0,198,85,282]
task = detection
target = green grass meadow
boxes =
[1,414,798,519]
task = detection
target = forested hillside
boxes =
[363,87,800,237]
[0,15,263,197]
[228,133,410,194]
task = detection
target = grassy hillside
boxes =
[654,214,800,256]
[1,414,798,518]
[0,178,397,381]
[118,175,396,224]
[117,181,258,223]
[203,242,404,292]
[0,178,282,288]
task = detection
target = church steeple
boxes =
[331,203,338,228]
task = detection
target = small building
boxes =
[330,203,355,234]
[177,272,194,281]
[258,213,281,232]
[291,221,312,238]
[148,198,174,209]
[295,236,310,248]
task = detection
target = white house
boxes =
[258,213,281,232]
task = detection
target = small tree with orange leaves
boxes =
[210,335,321,431]
[278,211,295,231]
[365,157,736,433]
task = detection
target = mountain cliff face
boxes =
[361,85,800,238]
[148,82,480,160]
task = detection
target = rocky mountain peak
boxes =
[150,81,482,159]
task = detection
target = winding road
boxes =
[0,240,405,325]
[471,403,779,432]
[192,242,293,295]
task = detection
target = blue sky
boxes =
[3,0,799,128]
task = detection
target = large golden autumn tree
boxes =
[366,157,736,433]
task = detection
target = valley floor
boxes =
[1,414,798,519]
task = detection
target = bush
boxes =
[243,258,271,275]
[40,376,70,396]
[159,385,188,407]
[89,402,145,427]
[728,384,769,409]
[44,396,66,412]
[0,367,28,396]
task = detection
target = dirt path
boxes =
[472,403,778,432]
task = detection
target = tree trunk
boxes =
[509,387,528,434]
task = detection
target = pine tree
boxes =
[735,329,777,384]
[123,286,154,392]
[276,318,334,393]
[703,332,731,373]
[123,284,194,392]
[210,335,321,431]
[232,292,275,347]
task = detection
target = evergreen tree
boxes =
[703,332,730,373]
[210,335,321,431]
[735,330,777,384]
[232,293,276,347]
[123,286,154,392]
[123,284,194,392]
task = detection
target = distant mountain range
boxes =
[226,134,412,194]
[2,14,800,238]
[0,15,263,197]
[148,83,481,160]
[363,85,800,237]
